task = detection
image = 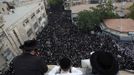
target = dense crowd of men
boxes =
[117,41,134,70]
[36,9,134,70]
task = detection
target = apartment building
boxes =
[64,0,101,8]
[64,0,134,9]
[69,0,134,24]
[0,0,48,71]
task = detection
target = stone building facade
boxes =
[0,0,48,71]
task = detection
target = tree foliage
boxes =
[48,0,63,7]
[77,0,118,32]
[90,0,118,19]
[48,0,63,10]
[77,10,100,32]
[128,3,134,19]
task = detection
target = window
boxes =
[0,31,5,38]
[39,17,42,23]
[23,19,29,26]
[2,8,5,12]
[41,6,44,10]
[39,3,41,6]
[23,24,25,27]
[31,13,35,19]
[43,13,46,17]
[34,22,38,29]
[73,17,78,21]
[27,28,33,37]
[25,19,29,24]
[0,39,4,49]
[7,7,9,11]
[36,9,40,14]
[90,0,99,3]
[2,48,14,61]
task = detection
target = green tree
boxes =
[77,0,118,32]
[48,0,63,9]
[77,10,101,32]
[128,3,134,19]
[91,0,118,20]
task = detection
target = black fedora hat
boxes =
[90,51,119,75]
[19,39,38,51]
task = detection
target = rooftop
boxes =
[3,2,40,30]
[0,0,13,2]
[70,2,133,14]
[70,4,98,13]
[104,19,134,33]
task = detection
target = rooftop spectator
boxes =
[4,39,48,75]
[90,51,119,75]
[48,57,83,75]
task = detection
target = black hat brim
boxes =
[19,45,38,50]
[19,39,39,51]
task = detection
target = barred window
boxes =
[31,13,35,19]
[36,9,40,14]
[34,22,38,29]
[27,28,33,37]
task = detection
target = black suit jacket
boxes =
[10,53,48,75]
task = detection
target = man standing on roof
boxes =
[6,39,48,75]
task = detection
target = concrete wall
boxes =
[100,23,134,41]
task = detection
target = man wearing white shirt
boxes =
[48,57,83,75]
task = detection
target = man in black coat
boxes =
[90,51,119,75]
[8,39,48,75]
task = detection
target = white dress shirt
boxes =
[48,66,83,75]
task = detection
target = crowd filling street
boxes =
[36,9,134,70]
